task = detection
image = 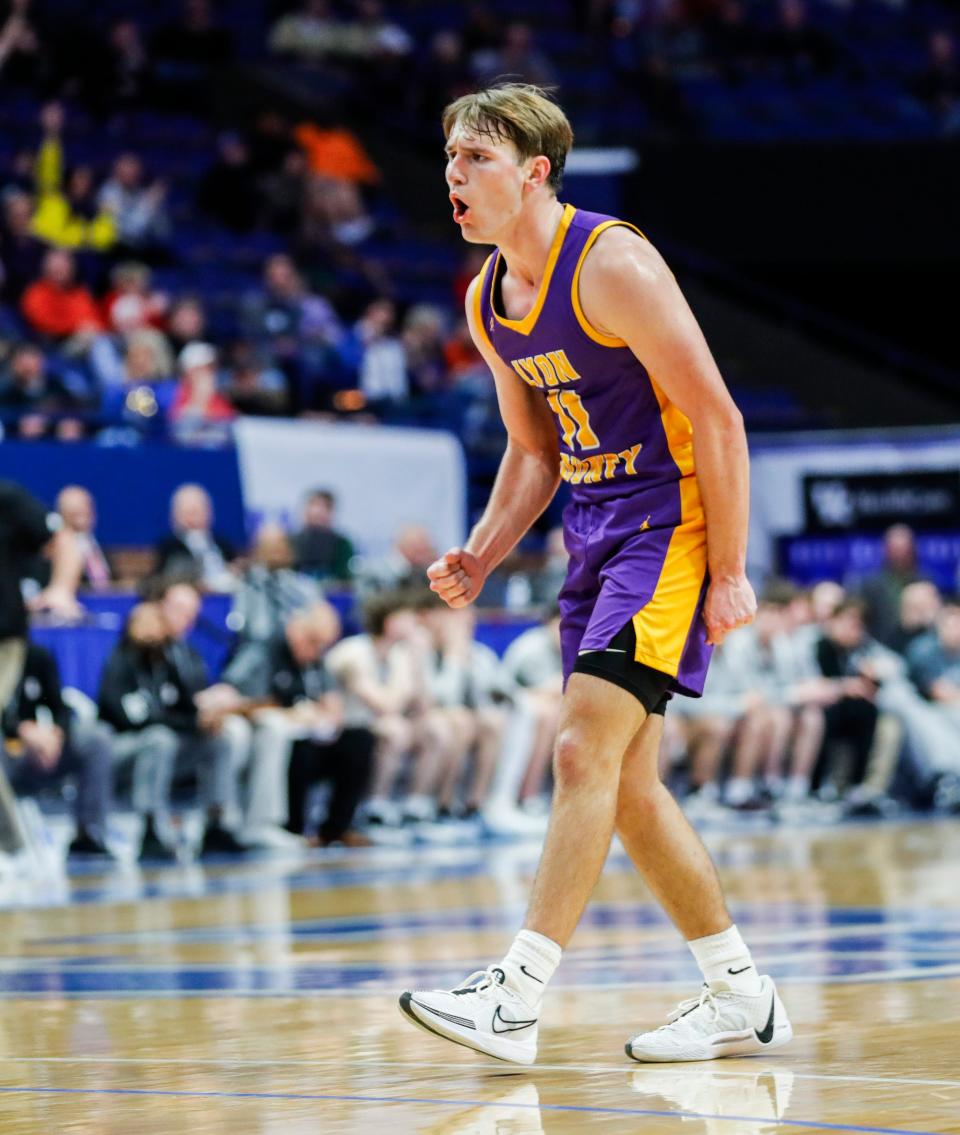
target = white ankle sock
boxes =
[688,924,763,995]
[500,929,562,1008]
[787,774,810,801]
[725,777,754,805]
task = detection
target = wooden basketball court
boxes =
[1,818,958,1133]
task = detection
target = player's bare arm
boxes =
[579,227,756,645]
[427,274,561,609]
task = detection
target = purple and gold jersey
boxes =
[476,205,712,697]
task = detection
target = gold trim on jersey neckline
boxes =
[489,203,576,336]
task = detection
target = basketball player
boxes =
[398,85,793,1065]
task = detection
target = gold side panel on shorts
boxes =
[631,377,705,675]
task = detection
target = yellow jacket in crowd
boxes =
[31,136,117,251]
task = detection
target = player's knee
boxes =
[739,705,766,734]
[552,728,604,790]
[450,706,478,742]
[798,704,824,732]
[421,708,451,745]
[702,715,734,744]
[477,705,506,738]
[377,714,413,752]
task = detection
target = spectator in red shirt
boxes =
[102,261,168,334]
[168,341,236,447]
[20,249,103,342]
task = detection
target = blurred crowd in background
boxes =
[2,0,959,456]
[0,94,487,446]
[5,473,960,865]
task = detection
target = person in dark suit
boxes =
[222,603,373,846]
[98,599,243,860]
[279,607,373,847]
[157,579,247,856]
[2,642,114,857]
[232,521,323,645]
[153,483,239,592]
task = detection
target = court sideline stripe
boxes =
[4,1056,960,1090]
[29,902,960,947]
[0,1084,946,1132]
[3,950,958,972]
[0,963,958,999]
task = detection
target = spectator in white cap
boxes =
[168,341,236,447]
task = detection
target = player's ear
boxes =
[525,155,552,191]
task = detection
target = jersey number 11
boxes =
[546,390,600,451]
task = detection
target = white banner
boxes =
[748,427,960,578]
[234,418,466,556]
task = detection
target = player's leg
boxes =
[361,713,413,825]
[724,702,773,808]
[463,704,505,814]
[315,728,376,845]
[785,703,825,799]
[616,712,792,1061]
[404,708,454,822]
[518,688,561,803]
[244,710,299,833]
[399,672,646,1064]
[521,672,647,943]
[434,705,475,815]
[759,704,793,792]
[686,714,735,806]
[616,712,732,938]
[285,739,318,836]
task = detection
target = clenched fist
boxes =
[426,547,485,609]
[703,574,757,646]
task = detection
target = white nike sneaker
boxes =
[625,976,792,1062]
[399,966,539,1065]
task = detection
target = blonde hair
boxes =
[125,328,173,380]
[442,83,574,193]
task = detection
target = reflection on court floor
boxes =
[0,819,958,1133]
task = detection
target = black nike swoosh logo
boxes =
[755,994,776,1044]
[728,965,753,975]
[411,999,476,1030]
[491,1005,538,1034]
[520,965,544,984]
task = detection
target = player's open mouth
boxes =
[451,195,470,223]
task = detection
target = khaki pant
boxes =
[0,639,27,707]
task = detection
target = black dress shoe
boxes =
[68,832,115,858]
[200,824,248,856]
[139,826,178,863]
